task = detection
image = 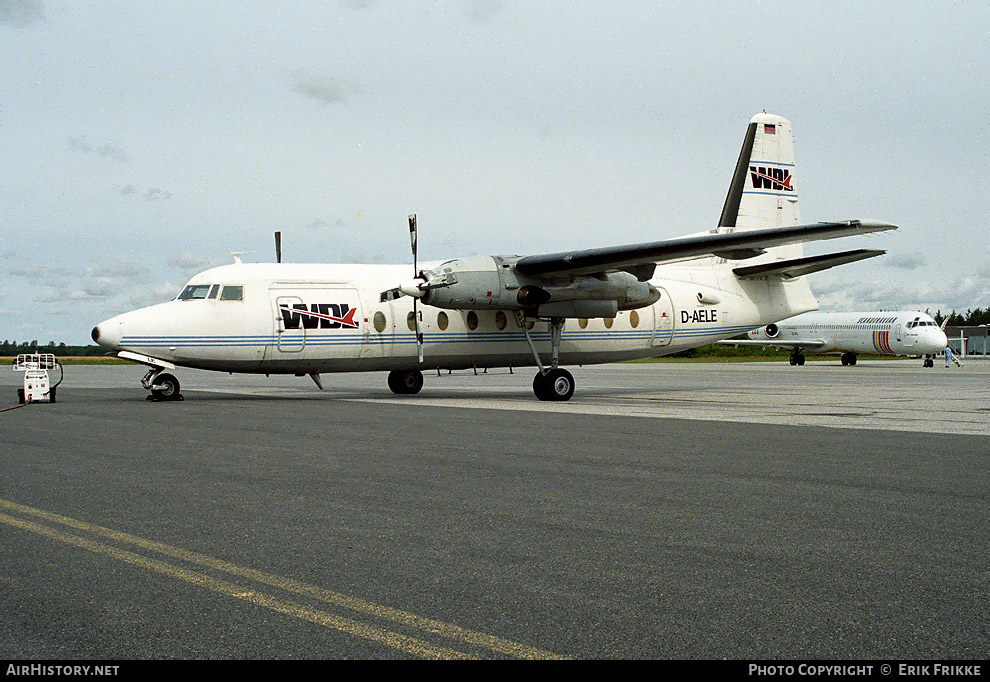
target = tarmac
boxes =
[0,360,986,659]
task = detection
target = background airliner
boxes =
[92,113,896,401]
[728,310,948,366]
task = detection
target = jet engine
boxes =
[764,323,779,338]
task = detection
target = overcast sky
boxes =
[2,0,988,344]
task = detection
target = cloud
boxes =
[117,184,173,201]
[292,70,361,105]
[68,136,130,163]
[339,0,375,8]
[467,0,506,24]
[306,217,350,230]
[38,276,120,303]
[812,270,990,314]
[0,0,43,28]
[142,187,173,201]
[885,253,925,270]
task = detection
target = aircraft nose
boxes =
[92,318,122,350]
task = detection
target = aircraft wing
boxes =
[512,220,895,280]
[718,338,828,349]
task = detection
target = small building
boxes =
[945,326,990,358]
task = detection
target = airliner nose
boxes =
[92,318,122,350]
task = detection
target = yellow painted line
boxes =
[0,498,566,660]
[0,511,474,659]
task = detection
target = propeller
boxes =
[409,214,424,363]
[274,231,282,263]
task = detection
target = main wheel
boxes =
[151,373,181,401]
[388,370,424,395]
[796,353,806,366]
[789,354,798,366]
[533,368,575,402]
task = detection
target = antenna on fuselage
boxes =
[274,231,282,263]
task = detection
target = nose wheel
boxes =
[143,369,184,401]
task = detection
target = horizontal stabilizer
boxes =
[732,248,885,280]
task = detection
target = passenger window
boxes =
[219,285,243,301]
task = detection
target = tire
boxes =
[534,368,574,402]
[388,370,424,395]
[789,355,797,366]
[796,354,806,366]
[151,373,181,401]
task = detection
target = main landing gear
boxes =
[388,369,424,395]
[518,313,575,401]
[385,314,577,402]
[840,352,858,366]
[788,352,806,366]
[143,368,183,401]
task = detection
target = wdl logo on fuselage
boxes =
[279,303,359,329]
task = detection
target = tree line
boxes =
[932,307,990,327]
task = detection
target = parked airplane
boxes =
[92,113,896,401]
[727,311,948,366]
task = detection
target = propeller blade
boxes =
[274,231,282,263]
[407,214,424,363]
[409,214,418,275]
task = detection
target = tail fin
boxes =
[720,113,817,319]
[718,113,801,257]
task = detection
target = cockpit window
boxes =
[208,284,220,299]
[178,284,212,300]
[219,285,243,301]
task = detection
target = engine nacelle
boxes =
[419,256,660,316]
[764,323,779,338]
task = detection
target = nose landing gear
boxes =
[143,368,184,401]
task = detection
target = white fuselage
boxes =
[93,258,817,374]
[748,310,948,356]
